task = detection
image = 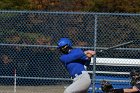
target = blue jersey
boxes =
[60,48,90,78]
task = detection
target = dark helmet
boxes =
[57,38,72,49]
[130,70,140,86]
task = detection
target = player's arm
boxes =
[112,86,138,93]
[60,48,87,64]
[123,86,139,93]
[113,85,139,93]
[84,50,96,58]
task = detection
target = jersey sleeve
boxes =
[60,48,86,64]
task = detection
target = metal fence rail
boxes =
[0,11,140,93]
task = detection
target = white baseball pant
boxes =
[64,71,91,93]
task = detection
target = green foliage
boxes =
[91,0,140,13]
[0,30,48,44]
[19,32,45,44]
[0,0,140,12]
[0,30,18,43]
[0,0,30,10]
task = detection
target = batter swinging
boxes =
[57,38,96,93]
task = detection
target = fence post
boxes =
[92,14,98,93]
[14,68,16,93]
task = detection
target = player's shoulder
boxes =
[69,48,84,55]
[72,48,83,51]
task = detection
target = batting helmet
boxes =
[57,38,72,49]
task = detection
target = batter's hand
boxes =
[101,80,114,93]
[84,50,96,58]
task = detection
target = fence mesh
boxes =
[0,11,140,93]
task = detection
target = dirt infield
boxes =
[0,85,65,93]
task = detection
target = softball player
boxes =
[57,38,96,93]
[101,70,140,93]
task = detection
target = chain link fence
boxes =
[0,11,140,93]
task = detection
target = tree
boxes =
[0,0,140,12]
[0,0,30,10]
[92,0,140,13]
